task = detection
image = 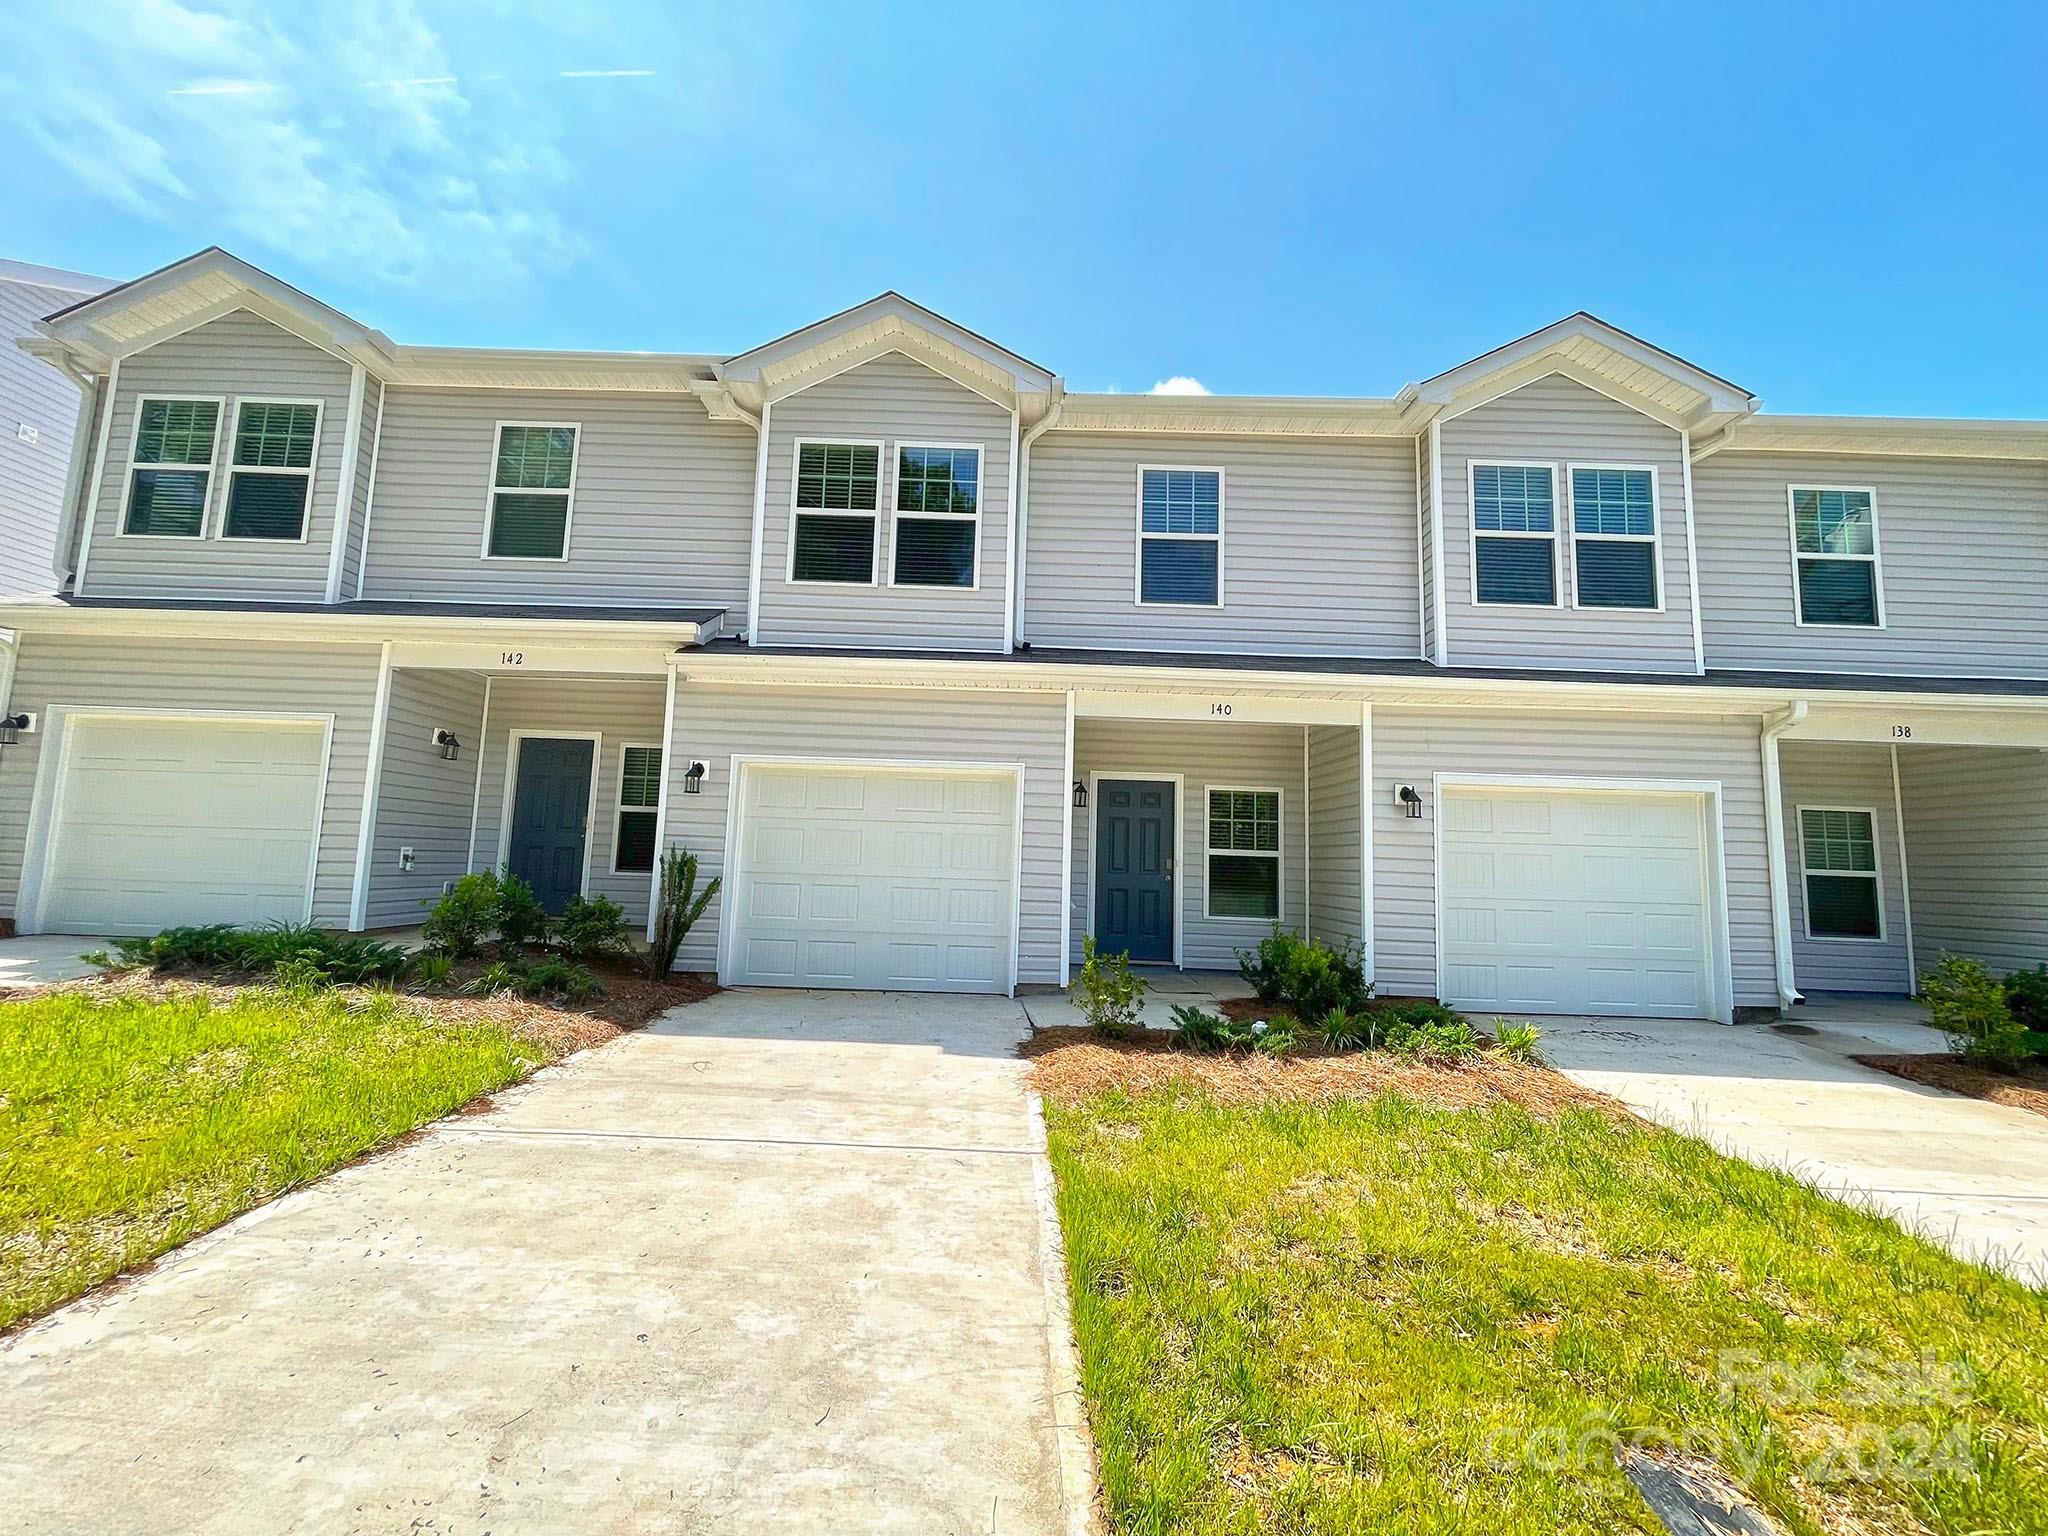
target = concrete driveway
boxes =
[0,991,1092,1535]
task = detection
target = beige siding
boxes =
[1695,452,2048,677]
[338,375,381,600]
[663,684,1066,982]
[1438,374,1697,672]
[1371,709,1777,1008]
[1778,742,1912,993]
[82,311,353,601]
[361,387,756,617]
[1307,723,1364,948]
[1069,720,1307,970]
[0,633,381,925]
[1024,432,1420,657]
[365,668,488,928]
[0,280,90,597]
[757,353,1012,651]
[1898,746,2048,977]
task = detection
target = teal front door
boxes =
[508,737,593,914]
[1095,779,1174,962]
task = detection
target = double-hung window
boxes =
[1470,462,1557,605]
[1569,465,1659,609]
[222,399,320,540]
[1206,787,1281,920]
[1790,487,1882,626]
[487,423,578,559]
[1137,467,1222,605]
[613,745,663,875]
[892,445,979,587]
[123,397,221,537]
[1799,807,1883,939]
[791,440,881,583]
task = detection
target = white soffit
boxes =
[1713,415,2048,462]
[1058,393,1413,437]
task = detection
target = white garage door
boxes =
[40,715,327,935]
[730,763,1017,993]
[1439,786,1716,1018]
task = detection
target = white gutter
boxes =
[40,351,99,587]
[1011,397,1064,648]
[743,398,771,645]
[1759,699,1809,1008]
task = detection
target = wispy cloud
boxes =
[559,69,655,79]
[1150,376,1211,396]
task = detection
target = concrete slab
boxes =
[0,989,1091,1535]
[0,934,107,989]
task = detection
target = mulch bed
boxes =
[1853,1052,2048,1121]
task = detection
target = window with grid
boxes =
[1139,467,1221,604]
[1472,463,1557,604]
[792,442,880,582]
[1571,466,1658,608]
[124,398,220,537]
[1800,807,1881,939]
[485,425,577,558]
[1791,488,1880,626]
[893,445,979,587]
[613,745,663,874]
[1206,788,1280,920]
[222,400,318,539]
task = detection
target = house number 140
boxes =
[1210,702,1233,716]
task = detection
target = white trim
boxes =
[1203,783,1285,924]
[610,740,663,876]
[744,399,771,639]
[1002,409,1019,645]
[217,395,325,544]
[648,663,678,942]
[465,674,492,874]
[1060,688,1076,987]
[1013,398,1064,647]
[349,640,395,930]
[785,436,885,587]
[1465,459,1563,609]
[885,440,984,592]
[1890,744,1917,986]
[1435,359,1703,435]
[1794,802,1887,943]
[1301,728,1313,937]
[1133,463,1225,609]
[495,730,603,898]
[754,340,1035,413]
[1679,430,1706,675]
[323,366,366,599]
[113,392,225,541]
[1563,461,1665,613]
[1428,417,1448,664]
[1083,771,1185,967]
[481,420,581,562]
[352,384,387,598]
[73,355,120,593]
[1359,700,1374,986]
[1413,434,1428,658]
[1760,702,1807,1006]
[1787,483,1886,629]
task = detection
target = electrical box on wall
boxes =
[398,847,416,872]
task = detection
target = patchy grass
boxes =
[1045,1086,2048,1536]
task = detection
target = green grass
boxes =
[0,985,546,1330]
[1046,1089,2048,1535]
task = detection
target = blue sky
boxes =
[4,2,2044,415]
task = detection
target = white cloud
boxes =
[1150,376,1211,396]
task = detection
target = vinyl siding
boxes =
[1438,374,1697,672]
[0,633,381,926]
[0,279,91,597]
[360,387,756,617]
[756,353,1013,651]
[1306,722,1364,948]
[1371,709,1777,1008]
[338,375,381,600]
[1695,452,2048,677]
[82,310,353,601]
[1024,432,1420,656]
[663,684,1067,981]
[364,667,487,927]
[1898,746,2048,977]
[470,676,668,926]
[1069,719,1307,970]
[1778,742,1912,993]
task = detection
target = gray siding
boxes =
[1417,433,1436,660]
[1437,374,1697,673]
[365,667,487,927]
[1024,432,1420,657]
[1898,746,2048,977]
[1307,723,1364,949]
[360,386,755,617]
[0,279,91,597]
[1068,719,1307,970]
[470,676,668,926]
[338,375,381,600]
[1695,452,2048,678]
[1778,742,1912,993]
[663,684,1067,982]
[757,352,1013,651]
[1371,709,1777,1008]
[0,633,381,925]
[81,310,353,601]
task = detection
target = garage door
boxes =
[1439,786,1715,1018]
[729,763,1017,993]
[40,715,327,935]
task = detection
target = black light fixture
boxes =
[1072,780,1088,810]
[433,729,461,762]
[683,760,707,795]
[1397,784,1424,820]
[0,713,28,748]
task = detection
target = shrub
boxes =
[517,954,602,1002]
[1076,936,1147,1039]
[1250,1017,1300,1057]
[1921,954,2031,1071]
[467,962,520,996]
[422,874,502,959]
[649,845,719,979]
[2002,963,2048,1033]
[1378,999,1468,1031]
[1492,1021,1543,1063]
[320,936,411,984]
[270,955,331,995]
[556,894,632,963]
[495,871,550,951]
[1318,1005,1379,1050]
[1236,926,1296,1004]
[408,951,456,988]
[112,923,242,969]
[1275,935,1372,1024]
[1387,1014,1478,1062]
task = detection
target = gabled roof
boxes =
[0,258,114,297]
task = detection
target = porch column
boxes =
[1060,688,1075,987]
[647,661,679,943]
[348,641,396,932]
[1360,700,1374,987]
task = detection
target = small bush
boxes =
[1250,1017,1300,1056]
[1275,935,1372,1024]
[1387,1014,1478,1062]
[1235,926,1295,1004]
[1378,999,1468,1031]
[1921,954,2030,1071]
[649,845,719,979]
[408,951,456,988]
[321,936,411,984]
[270,955,331,995]
[2002,963,2048,1034]
[495,871,550,951]
[467,962,520,996]
[1076,937,1147,1039]
[1318,1005,1379,1051]
[517,954,602,1002]
[1492,1021,1543,1063]
[556,894,632,963]
[422,874,502,959]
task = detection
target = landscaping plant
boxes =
[1492,1020,1543,1063]
[1386,1012,1479,1062]
[420,873,502,959]
[1920,953,2032,1071]
[495,871,551,950]
[517,954,603,1002]
[648,844,719,979]
[408,951,456,988]
[1235,925,1295,1004]
[1076,935,1147,1038]
[108,923,406,984]
[556,894,633,962]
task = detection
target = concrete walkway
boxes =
[0,934,107,989]
[1540,999,2048,1288]
[0,991,1091,1535]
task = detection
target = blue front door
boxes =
[1095,779,1174,962]
[509,737,594,915]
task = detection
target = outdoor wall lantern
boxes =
[683,760,708,794]
[432,729,462,762]
[0,713,30,749]
[1396,783,1424,820]
[1072,780,1088,809]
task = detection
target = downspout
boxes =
[45,351,99,590]
[1759,699,1808,1009]
[1012,396,1064,648]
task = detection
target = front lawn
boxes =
[1044,1077,2048,1535]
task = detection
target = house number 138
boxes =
[1892,724,1911,738]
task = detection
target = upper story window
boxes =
[222,400,320,541]
[1790,487,1882,627]
[892,445,980,588]
[123,397,221,538]
[1569,465,1659,609]
[1137,467,1222,606]
[1470,462,1557,605]
[790,440,881,584]
[487,423,579,560]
